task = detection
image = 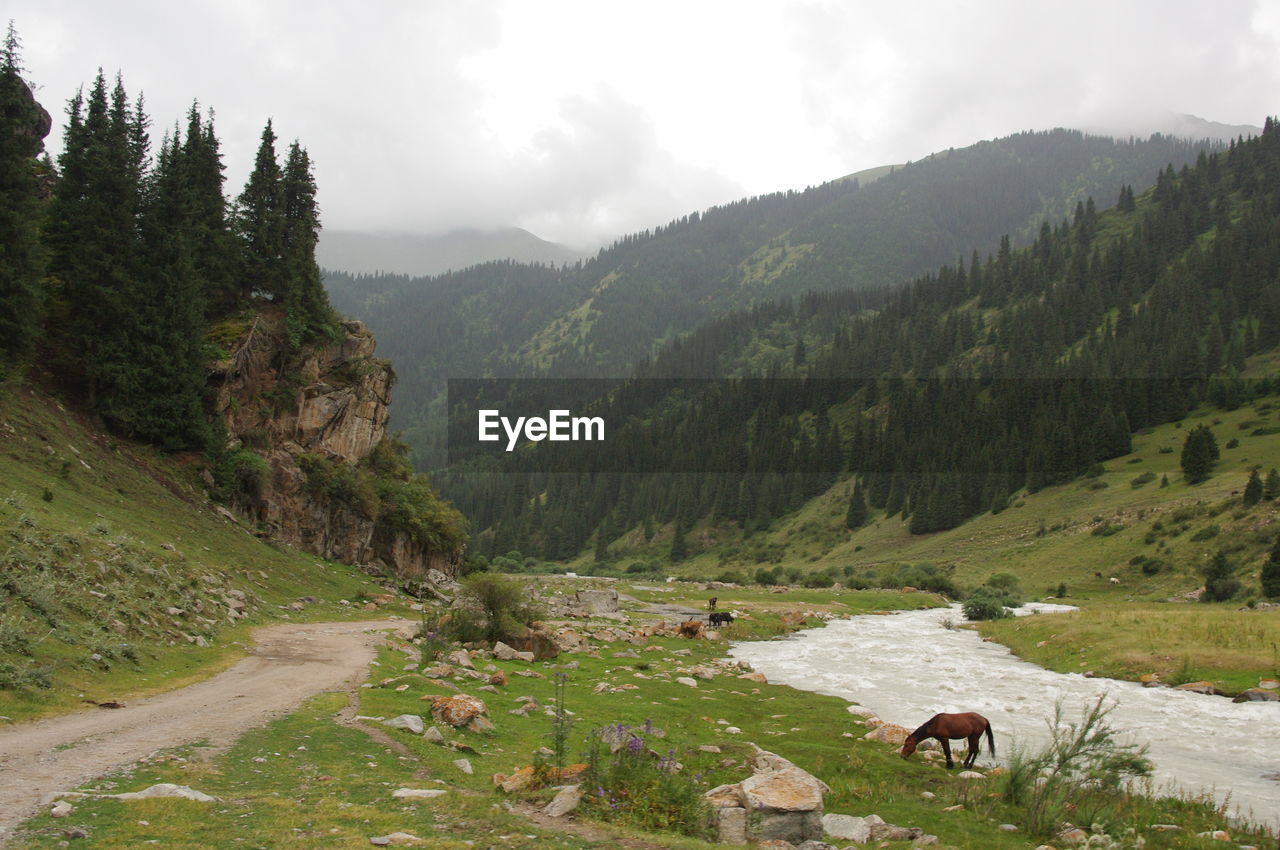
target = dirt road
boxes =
[0,618,412,843]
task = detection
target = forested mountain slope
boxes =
[444,121,1280,575]
[327,130,1226,466]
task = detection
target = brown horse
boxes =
[899,712,994,769]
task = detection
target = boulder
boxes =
[445,649,474,669]
[511,629,562,660]
[492,642,535,662]
[715,807,749,844]
[740,766,826,812]
[575,589,619,614]
[431,694,487,727]
[1233,688,1280,702]
[821,813,870,842]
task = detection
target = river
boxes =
[729,603,1280,827]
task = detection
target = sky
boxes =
[9,1,1280,248]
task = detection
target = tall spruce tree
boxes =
[280,140,336,347]
[181,103,237,317]
[845,479,868,529]
[122,125,210,448]
[236,120,284,303]
[46,71,148,412]
[0,23,48,371]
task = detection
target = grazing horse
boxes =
[899,712,994,769]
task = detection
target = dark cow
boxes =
[708,612,734,627]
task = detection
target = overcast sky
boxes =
[10,1,1280,248]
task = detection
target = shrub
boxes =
[581,722,709,838]
[962,587,1012,621]
[1129,472,1156,488]
[1190,524,1220,542]
[802,572,834,588]
[999,697,1152,839]
[215,449,271,502]
[451,573,542,644]
[713,570,746,585]
[1091,522,1124,537]
[1200,551,1242,603]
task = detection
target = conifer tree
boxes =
[46,71,147,412]
[1200,550,1240,603]
[1180,424,1218,484]
[280,140,337,347]
[0,23,47,370]
[844,479,868,529]
[1265,468,1280,501]
[669,517,687,562]
[1243,468,1263,507]
[1262,539,1280,599]
[236,120,284,302]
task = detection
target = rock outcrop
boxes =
[209,314,463,578]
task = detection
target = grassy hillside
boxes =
[0,382,400,722]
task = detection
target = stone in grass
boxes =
[541,784,583,817]
[392,788,448,800]
[453,758,473,775]
[111,784,219,802]
[675,677,698,688]
[369,832,425,846]
[49,800,74,818]
[821,813,870,843]
[382,714,425,735]
[423,725,446,744]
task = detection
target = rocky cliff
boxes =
[209,312,464,579]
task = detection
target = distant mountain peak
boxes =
[317,226,585,277]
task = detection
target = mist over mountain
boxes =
[317,227,586,277]
[1086,112,1262,144]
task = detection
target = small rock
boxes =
[453,758,473,775]
[920,791,936,800]
[542,784,582,817]
[467,715,496,733]
[382,714,425,735]
[999,823,1018,831]
[942,804,964,812]
[675,676,698,688]
[423,726,445,743]
[111,783,218,802]
[50,800,74,818]
[1058,827,1089,844]
[956,770,985,780]
[699,745,722,754]
[1195,829,1231,841]
[368,833,425,846]
[392,788,448,799]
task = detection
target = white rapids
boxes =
[729,603,1280,826]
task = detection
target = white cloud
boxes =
[8,1,1279,247]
